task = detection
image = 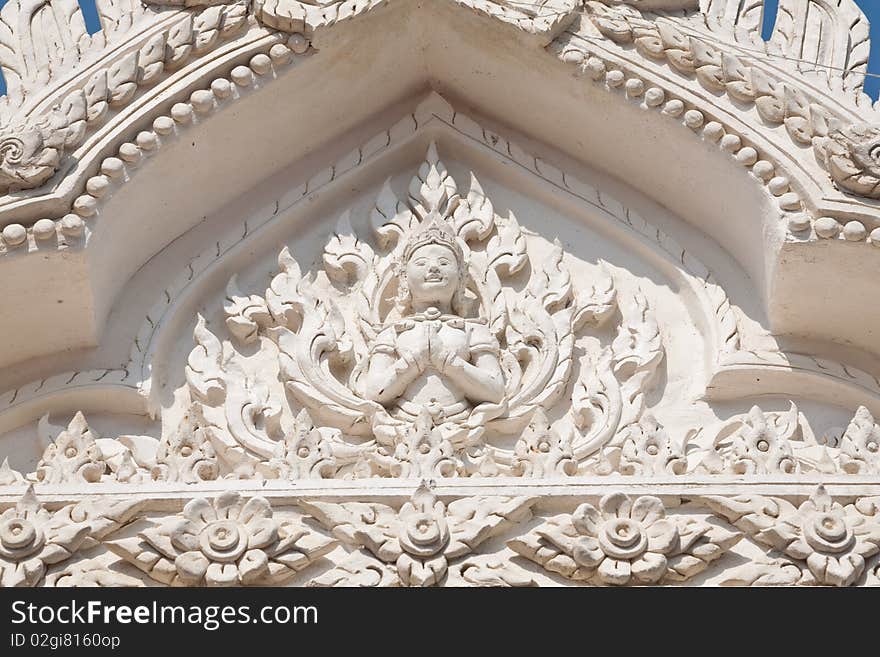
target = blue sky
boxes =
[0,0,878,102]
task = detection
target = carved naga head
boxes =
[822,124,880,200]
[0,118,63,193]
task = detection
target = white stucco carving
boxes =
[1,0,880,587]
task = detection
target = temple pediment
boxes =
[1,0,880,587]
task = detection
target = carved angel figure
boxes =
[205,142,663,478]
[362,219,506,445]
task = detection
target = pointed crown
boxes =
[401,214,464,265]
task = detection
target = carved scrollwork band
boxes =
[2,483,879,586]
[5,399,879,487]
[0,2,253,193]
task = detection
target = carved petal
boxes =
[247,518,279,551]
[646,519,678,554]
[46,522,90,557]
[571,503,601,536]
[597,557,631,585]
[808,552,863,587]
[35,543,74,566]
[182,498,216,529]
[398,552,447,587]
[240,496,273,525]
[599,493,632,519]
[175,551,209,585]
[206,562,239,587]
[631,496,665,525]
[572,536,603,567]
[143,526,182,560]
[1,558,44,588]
[239,549,270,585]
[169,520,201,554]
[214,491,244,520]
[631,552,667,584]
[811,552,844,587]
[785,537,812,561]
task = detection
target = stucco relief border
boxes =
[1,481,879,586]
[0,3,265,208]
[0,0,578,214]
[576,5,880,204]
[551,29,808,232]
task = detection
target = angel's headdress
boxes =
[401,214,465,265]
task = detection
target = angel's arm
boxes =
[441,351,505,404]
[363,349,424,404]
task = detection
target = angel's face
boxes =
[405,243,460,308]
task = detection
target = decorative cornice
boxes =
[0,3,253,194]
[577,2,880,209]
[552,30,814,234]
[0,0,582,199]
[4,477,880,505]
[1,482,879,586]
[0,33,306,258]
[0,0,876,254]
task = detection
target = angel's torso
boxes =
[379,318,494,421]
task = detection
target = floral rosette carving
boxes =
[107,492,337,586]
[302,485,535,586]
[511,408,577,477]
[378,409,459,479]
[570,494,677,585]
[0,486,90,587]
[704,485,880,587]
[619,414,685,476]
[509,493,741,585]
[259,409,339,479]
[396,487,451,585]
